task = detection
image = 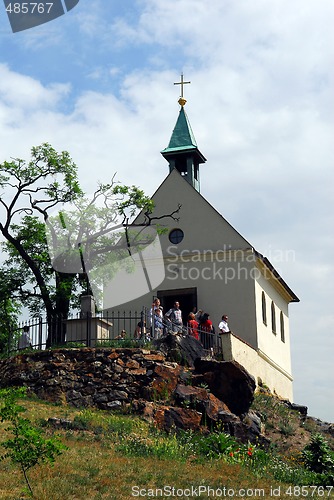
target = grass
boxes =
[0,395,333,499]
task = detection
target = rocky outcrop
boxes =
[193,358,256,416]
[0,347,264,444]
[155,332,206,367]
[132,400,203,432]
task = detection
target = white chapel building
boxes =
[106,91,299,401]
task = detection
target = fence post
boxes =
[38,318,43,350]
[86,312,91,347]
[140,309,144,339]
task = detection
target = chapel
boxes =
[105,76,299,400]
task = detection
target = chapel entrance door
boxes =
[156,287,197,325]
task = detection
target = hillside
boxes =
[0,390,333,500]
[251,388,334,456]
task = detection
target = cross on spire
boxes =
[174,73,191,106]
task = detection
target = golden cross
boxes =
[174,73,191,98]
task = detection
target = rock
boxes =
[106,401,122,410]
[283,401,308,419]
[146,363,183,401]
[155,333,206,367]
[135,401,203,432]
[0,349,256,437]
[193,359,256,416]
[110,363,124,374]
[47,418,73,429]
[48,417,61,427]
[173,384,231,425]
[242,410,263,436]
[215,410,270,448]
[109,390,128,400]
[125,359,140,369]
[162,407,203,432]
[305,416,334,436]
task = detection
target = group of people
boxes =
[145,298,231,345]
[187,310,231,346]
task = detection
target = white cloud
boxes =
[0,64,70,110]
[0,0,333,422]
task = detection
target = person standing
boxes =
[198,313,213,347]
[18,325,32,350]
[165,301,183,332]
[134,320,146,340]
[194,308,203,324]
[150,298,164,339]
[218,315,230,334]
[187,312,199,341]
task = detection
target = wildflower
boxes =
[229,452,234,457]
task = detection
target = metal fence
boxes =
[7,309,146,355]
[6,308,222,357]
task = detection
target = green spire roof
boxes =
[161,107,198,154]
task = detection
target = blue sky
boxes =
[0,0,333,422]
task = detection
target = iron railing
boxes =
[6,308,222,357]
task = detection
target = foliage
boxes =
[0,143,83,340]
[0,269,21,355]
[1,395,333,498]
[0,144,179,349]
[95,339,144,348]
[302,433,334,482]
[251,391,299,436]
[177,429,267,466]
[116,431,190,461]
[251,391,334,486]
[2,216,78,316]
[0,387,67,497]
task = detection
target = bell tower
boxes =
[161,74,206,192]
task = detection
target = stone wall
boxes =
[0,348,181,410]
[0,347,266,444]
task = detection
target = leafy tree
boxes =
[0,387,66,497]
[0,144,180,346]
[0,144,83,345]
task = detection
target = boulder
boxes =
[173,384,231,425]
[132,400,202,432]
[216,410,270,448]
[141,362,183,401]
[157,406,203,432]
[155,333,206,368]
[283,401,308,419]
[193,359,256,416]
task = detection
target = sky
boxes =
[0,0,333,422]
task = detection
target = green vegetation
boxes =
[0,143,166,352]
[0,388,66,497]
[0,270,21,357]
[95,339,150,349]
[302,433,334,484]
[0,391,333,499]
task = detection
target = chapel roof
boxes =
[161,106,198,154]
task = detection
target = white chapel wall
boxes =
[220,333,293,401]
[254,271,292,376]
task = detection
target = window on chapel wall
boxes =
[280,312,285,343]
[271,301,276,334]
[262,292,267,325]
